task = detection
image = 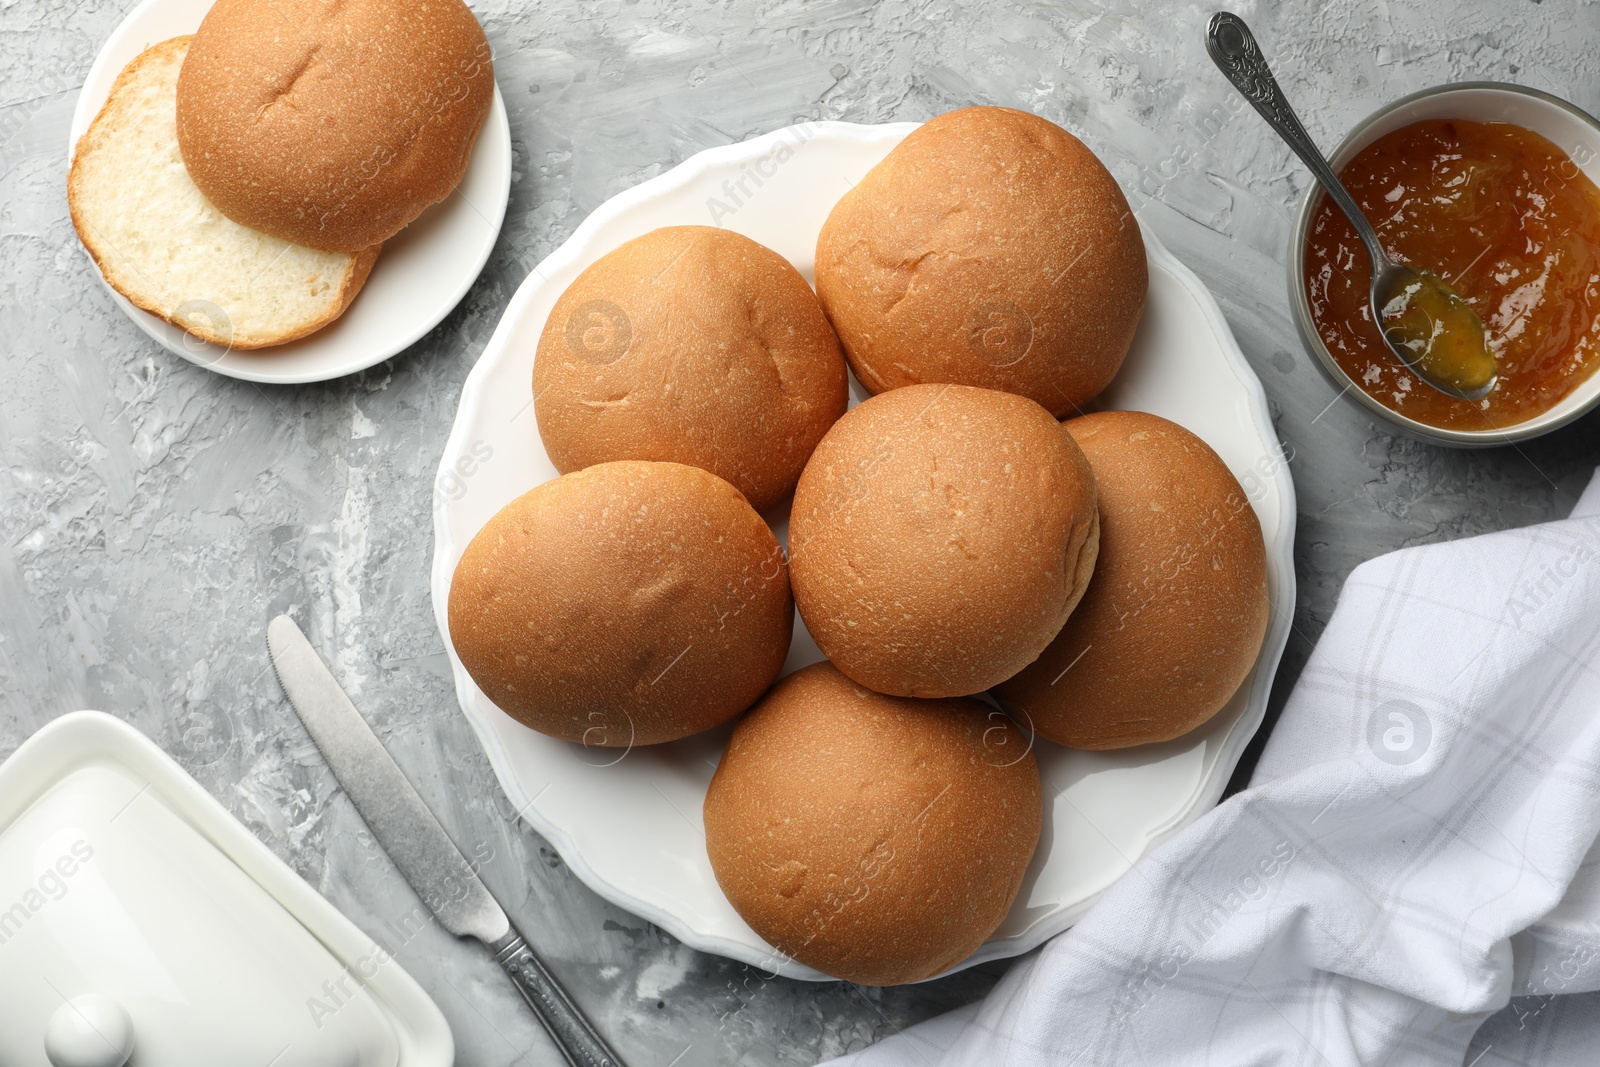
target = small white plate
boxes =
[68,0,512,384]
[430,121,1298,980]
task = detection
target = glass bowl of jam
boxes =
[1291,82,1600,445]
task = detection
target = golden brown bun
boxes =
[789,383,1098,698]
[814,106,1146,417]
[176,0,494,251]
[68,38,379,349]
[994,411,1270,748]
[704,662,1040,985]
[447,461,792,746]
[533,226,849,513]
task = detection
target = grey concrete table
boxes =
[3,1,1598,1064]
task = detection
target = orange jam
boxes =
[1304,118,1600,430]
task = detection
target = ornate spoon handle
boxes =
[1204,11,1388,268]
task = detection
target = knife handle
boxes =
[492,929,624,1067]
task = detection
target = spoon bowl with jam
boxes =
[1206,12,1498,402]
[1372,264,1497,400]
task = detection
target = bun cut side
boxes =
[177,0,494,251]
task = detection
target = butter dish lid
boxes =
[0,711,453,1067]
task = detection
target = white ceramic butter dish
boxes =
[0,711,453,1067]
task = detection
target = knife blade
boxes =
[267,615,622,1067]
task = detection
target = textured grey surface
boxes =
[3,1,1599,1064]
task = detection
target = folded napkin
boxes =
[824,470,1600,1067]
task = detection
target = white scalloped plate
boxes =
[68,0,511,384]
[430,121,1297,981]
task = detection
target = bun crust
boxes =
[994,411,1270,748]
[815,106,1147,416]
[703,662,1041,985]
[447,461,793,746]
[68,37,378,349]
[789,383,1099,698]
[176,0,494,251]
[534,226,848,512]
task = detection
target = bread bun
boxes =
[814,106,1146,416]
[68,38,377,349]
[533,226,848,512]
[447,461,792,746]
[703,662,1040,985]
[789,383,1098,698]
[994,411,1270,748]
[176,0,493,251]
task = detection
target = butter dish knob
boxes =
[44,995,134,1067]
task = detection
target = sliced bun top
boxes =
[788,383,1099,698]
[176,0,494,251]
[447,460,793,747]
[703,662,1041,985]
[994,410,1270,749]
[815,106,1147,416]
[534,226,848,513]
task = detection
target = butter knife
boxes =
[266,615,622,1067]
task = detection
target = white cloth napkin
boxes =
[823,470,1600,1067]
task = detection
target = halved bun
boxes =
[68,38,377,350]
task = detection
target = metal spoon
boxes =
[1204,11,1497,401]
